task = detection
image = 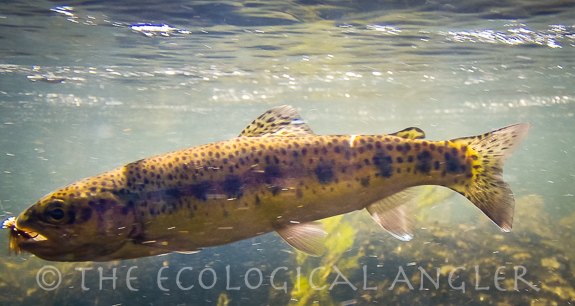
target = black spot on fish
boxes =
[264,165,282,184]
[296,189,303,198]
[372,152,393,178]
[315,164,334,184]
[255,195,261,205]
[165,188,182,198]
[361,176,370,187]
[445,152,462,173]
[222,175,243,198]
[344,151,351,160]
[181,181,211,201]
[270,186,281,196]
[434,160,440,170]
[416,151,432,173]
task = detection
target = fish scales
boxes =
[68,136,468,242]
[6,105,530,261]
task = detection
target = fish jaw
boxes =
[3,215,49,256]
[14,208,130,262]
[11,187,139,261]
[13,209,79,261]
[14,209,170,262]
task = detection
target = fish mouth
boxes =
[3,216,49,254]
[13,228,68,260]
[16,231,49,245]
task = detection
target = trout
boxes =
[4,106,530,261]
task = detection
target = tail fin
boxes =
[451,123,531,232]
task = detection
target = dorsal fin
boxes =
[239,105,314,137]
[390,127,425,139]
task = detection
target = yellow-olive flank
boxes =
[4,106,530,261]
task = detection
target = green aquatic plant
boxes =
[217,292,230,306]
[287,214,364,306]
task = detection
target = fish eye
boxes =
[49,208,65,220]
[44,201,69,224]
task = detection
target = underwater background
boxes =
[1,0,574,305]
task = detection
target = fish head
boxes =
[13,187,137,261]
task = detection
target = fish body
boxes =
[9,106,530,261]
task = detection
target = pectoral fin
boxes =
[367,187,424,241]
[276,221,327,256]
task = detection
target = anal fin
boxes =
[276,221,327,256]
[366,187,425,241]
